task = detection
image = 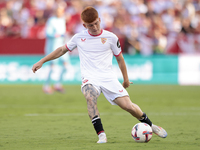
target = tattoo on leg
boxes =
[82,84,100,120]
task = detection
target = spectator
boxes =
[153,28,167,54]
[0,8,12,38]
[5,19,21,38]
[0,0,200,54]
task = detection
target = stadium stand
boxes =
[0,0,200,55]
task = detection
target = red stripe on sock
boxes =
[97,131,104,135]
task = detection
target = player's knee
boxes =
[85,95,97,105]
[87,98,93,105]
[84,94,91,101]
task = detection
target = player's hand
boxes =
[122,80,133,89]
[32,61,43,73]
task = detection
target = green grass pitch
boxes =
[0,84,200,150]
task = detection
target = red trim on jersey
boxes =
[65,44,72,52]
[114,51,122,57]
[88,29,103,36]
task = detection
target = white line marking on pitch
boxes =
[25,112,200,117]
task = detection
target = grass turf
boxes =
[0,84,200,150]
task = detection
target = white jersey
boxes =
[65,29,122,80]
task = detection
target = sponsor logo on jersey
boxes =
[81,38,86,42]
[117,39,121,48]
[119,89,123,92]
[101,38,107,44]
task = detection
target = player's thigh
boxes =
[101,79,129,105]
[82,84,100,100]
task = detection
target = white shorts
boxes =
[81,77,129,105]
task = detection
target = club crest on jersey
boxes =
[81,38,86,42]
[101,38,107,44]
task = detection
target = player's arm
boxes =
[116,53,132,88]
[32,45,68,73]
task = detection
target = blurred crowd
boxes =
[0,0,200,55]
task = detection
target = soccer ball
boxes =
[131,123,153,143]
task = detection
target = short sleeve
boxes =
[65,34,77,52]
[110,34,122,57]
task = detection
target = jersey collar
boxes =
[88,29,103,36]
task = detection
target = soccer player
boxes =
[43,4,71,94]
[32,6,167,143]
